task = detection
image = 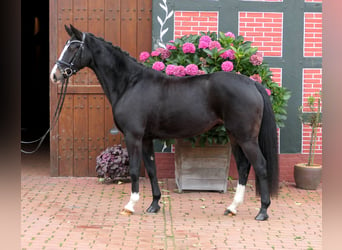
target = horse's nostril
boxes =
[53,74,57,82]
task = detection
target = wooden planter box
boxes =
[174,139,232,193]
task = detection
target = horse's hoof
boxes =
[120,209,133,216]
[146,205,160,213]
[224,209,236,217]
[255,212,269,221]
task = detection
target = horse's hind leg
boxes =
[239,140,270,221]
[225,143,251,216]
[142,139,161,213]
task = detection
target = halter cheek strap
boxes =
[56,33,86,78]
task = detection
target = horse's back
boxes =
[114,71,264,139]
[206,72,263,112]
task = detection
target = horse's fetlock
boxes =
[153,194,161,201]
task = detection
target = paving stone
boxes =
[22,154,322,250]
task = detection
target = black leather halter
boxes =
[56,33,85,78]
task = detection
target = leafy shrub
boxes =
[96,144,129,181]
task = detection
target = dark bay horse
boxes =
[50,25,279,221]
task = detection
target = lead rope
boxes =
[21,77,70,154]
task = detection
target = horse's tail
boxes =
[255,83,279,196]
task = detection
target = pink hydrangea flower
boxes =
[198,70,206,75]
[152,61,165,71]
[185,64,199,76]
[151,50,161,57]
[173,65,186,77]
[220,49,235,60]
[250,52,263,66]
[225,32,236,39]
[166,40,177,50]
[200,35,212,43]
[139,51,150,62]
[182,42,196,53]
[198,41,209,49]
[221,61,234,72]
[165,64,176,75]
[209,41,222,50]
[161,49,171,60]
[250,74,262,83]
[166,44,176,50]
[265,88,272,96]
[198,35,212,49]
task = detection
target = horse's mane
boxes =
[87,33,174,85]
[85,32,167,97]
[86,33,144,67]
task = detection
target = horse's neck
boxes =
[88,41,142,105]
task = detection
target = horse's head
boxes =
[50,25,88,83]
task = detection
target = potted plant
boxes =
[295,91,322,190]
[140,31,290,192]
[96,144,130,184]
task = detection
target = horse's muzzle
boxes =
[50,64,64,84]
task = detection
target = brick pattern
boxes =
[302,68,322,154]
[238,12,283,57]
[269,68,282,153]
[302,68,322,112]
[270,68,282,86]
[302,124,322,154]
[22,157,322,250]
[304,12,322,57]
[174,11,218,39]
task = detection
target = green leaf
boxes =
[206,57,214,64]
[203,49,213,57]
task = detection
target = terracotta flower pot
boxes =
[294,163,322,190]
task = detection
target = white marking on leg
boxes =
[227,184,246,214]
[124,192,140,212]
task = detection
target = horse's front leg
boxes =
[142,139,161,213]
[121,133,143,215]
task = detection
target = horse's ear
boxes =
[70,24,83,40]
[65,25,73,37]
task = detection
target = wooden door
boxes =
[49,0,152,176]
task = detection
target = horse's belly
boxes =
[148,116,222,139]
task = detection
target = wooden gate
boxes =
[49,0,152,176]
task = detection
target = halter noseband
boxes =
[56,33,86,78]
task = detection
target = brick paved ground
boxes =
[21,151,322,250]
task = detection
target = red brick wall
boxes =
[302,68,322,154]
[238,12,283,57]
[154,153,175,178]
[270,68,282,86]
[174,11,218,39]
[304,12,322,57]
[156,152,322,182]
[302,68,322,112]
